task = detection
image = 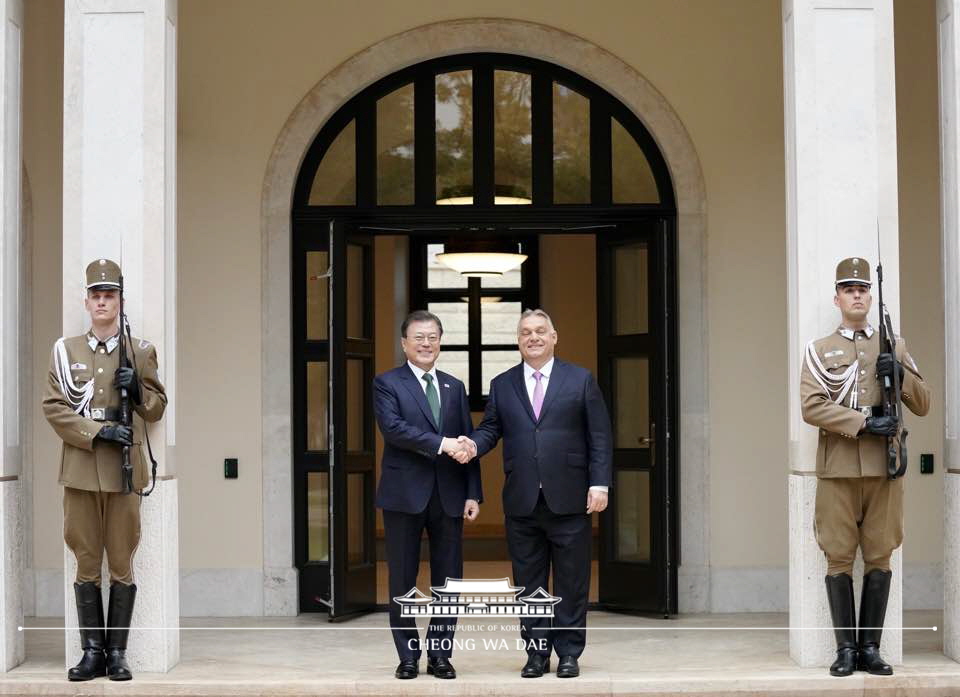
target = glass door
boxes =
[597,219,677,616]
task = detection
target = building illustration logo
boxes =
[393,578,561,617]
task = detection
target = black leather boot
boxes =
[857,569,893,675]
[67,582,106,681]
[105,583,137,681]
[825,573,857,677]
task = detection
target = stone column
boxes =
[937,0,960,662]
[0,0,25,673]
[61,0,178,672]
[783,0,903,666]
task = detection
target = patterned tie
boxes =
[532,371,544,420]
[423,373,441,426]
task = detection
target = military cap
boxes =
[835,257,871,287]
[85,258,122,290]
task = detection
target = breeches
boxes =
[63,487,141,585]
[814,476,903,576]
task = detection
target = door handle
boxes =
[638,422,656,447]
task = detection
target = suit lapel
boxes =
[510,364,538,424]
[437,371,456,433]
[399,365,439,432]
[536,359,567,423]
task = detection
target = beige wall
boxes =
[23,0,947,589]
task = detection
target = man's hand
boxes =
[441,436,474,463]
[586,489,608,514]
[113,366,141,404]
[862,415,898,437]
[97,424,133,446]
[464,499,479,521]
[876,352,904,383]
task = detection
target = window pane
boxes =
[309,120,356,205]
[427,301,468,344]
[347,472,368,566]
[377,84,415,205]
[436,71,473,204]
[614,243,648,335]
[346,359,365,452]
[614,356,649,449]
[307,472,329,562]
[307,362,329,451]
[481,301,521,344]
[347,244,365,339]
[553,84,590,204]
[427,243,467,289]
[306,251,329,340]
[612,117,659,203]
[438,350,469,389]
[494,71,532,205]
[616,470,650,562]
[482,350,521,394]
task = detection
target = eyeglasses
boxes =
[408,334,441,344]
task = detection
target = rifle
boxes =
[118,275,134,494]
[876,226,908,479]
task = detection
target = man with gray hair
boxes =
[458,308,612,678]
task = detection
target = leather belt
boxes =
[90,407,122,422]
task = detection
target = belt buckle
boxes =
[859,406,872,417]
[91,408,105,420]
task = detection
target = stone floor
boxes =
[4,611,960,696]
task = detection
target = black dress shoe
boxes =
[427,656,456,679]
[395,659,418,679]
[521,654,550,678]
[556,655,580,678]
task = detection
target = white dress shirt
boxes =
[407,360,441,410]
[522,358,607,494]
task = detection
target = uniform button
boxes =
[859,351,865,356]
[98,389,103,394]
[97,368,103,374]
[860,370,866,376]
[860,389,866,394]
[99,349,105,354]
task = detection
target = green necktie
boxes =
[423,373,441,426]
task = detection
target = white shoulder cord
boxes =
[804,340,860,410]
[53,338,94,417]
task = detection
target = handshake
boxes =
[441,435,478,464]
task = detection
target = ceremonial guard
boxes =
[800,257,930,677]
[43,259,167,681]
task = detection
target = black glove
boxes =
[96,424,132,446]
[862,415,898,437]
[113,366,141,404]
[876,352,904,382]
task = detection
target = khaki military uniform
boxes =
[43,330,167,584]
[800,325,930,575]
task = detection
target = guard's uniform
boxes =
[43,330,166,583]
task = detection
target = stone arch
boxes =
[259,18,709,615]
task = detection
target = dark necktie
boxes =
[423,373,440,426]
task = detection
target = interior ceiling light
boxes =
[436,184,532,206]
[436,240,528,278]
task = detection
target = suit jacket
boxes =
[43,331,167,492]
[471,358,613,516]
[374,364,482,517]
[801,327,930,478]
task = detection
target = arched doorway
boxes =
[290,53,678,619]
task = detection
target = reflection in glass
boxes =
[307,472,329,562]
[377,84,415,205]
[427,243,468,289]
[494,71,532,205]
[347,472,366,566]
[553,83,590,204]
[308,120,356,205]
[615,243,648,335]
[427,301,468,344]
[306,251,329,340]
[346,359,365,452]
[307,362,329,451]
[481,301,521,344]
[436,71,473,204]
[438,350,469,390]
[612,117,660,203]
[616,470,650,562]
[347,244,365,338]
[482,350,521,394]
[614,357,649,448]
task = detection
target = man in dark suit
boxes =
[460,308,612,679]
[374,310,482,680]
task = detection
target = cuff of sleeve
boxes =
[589,485,609,493]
